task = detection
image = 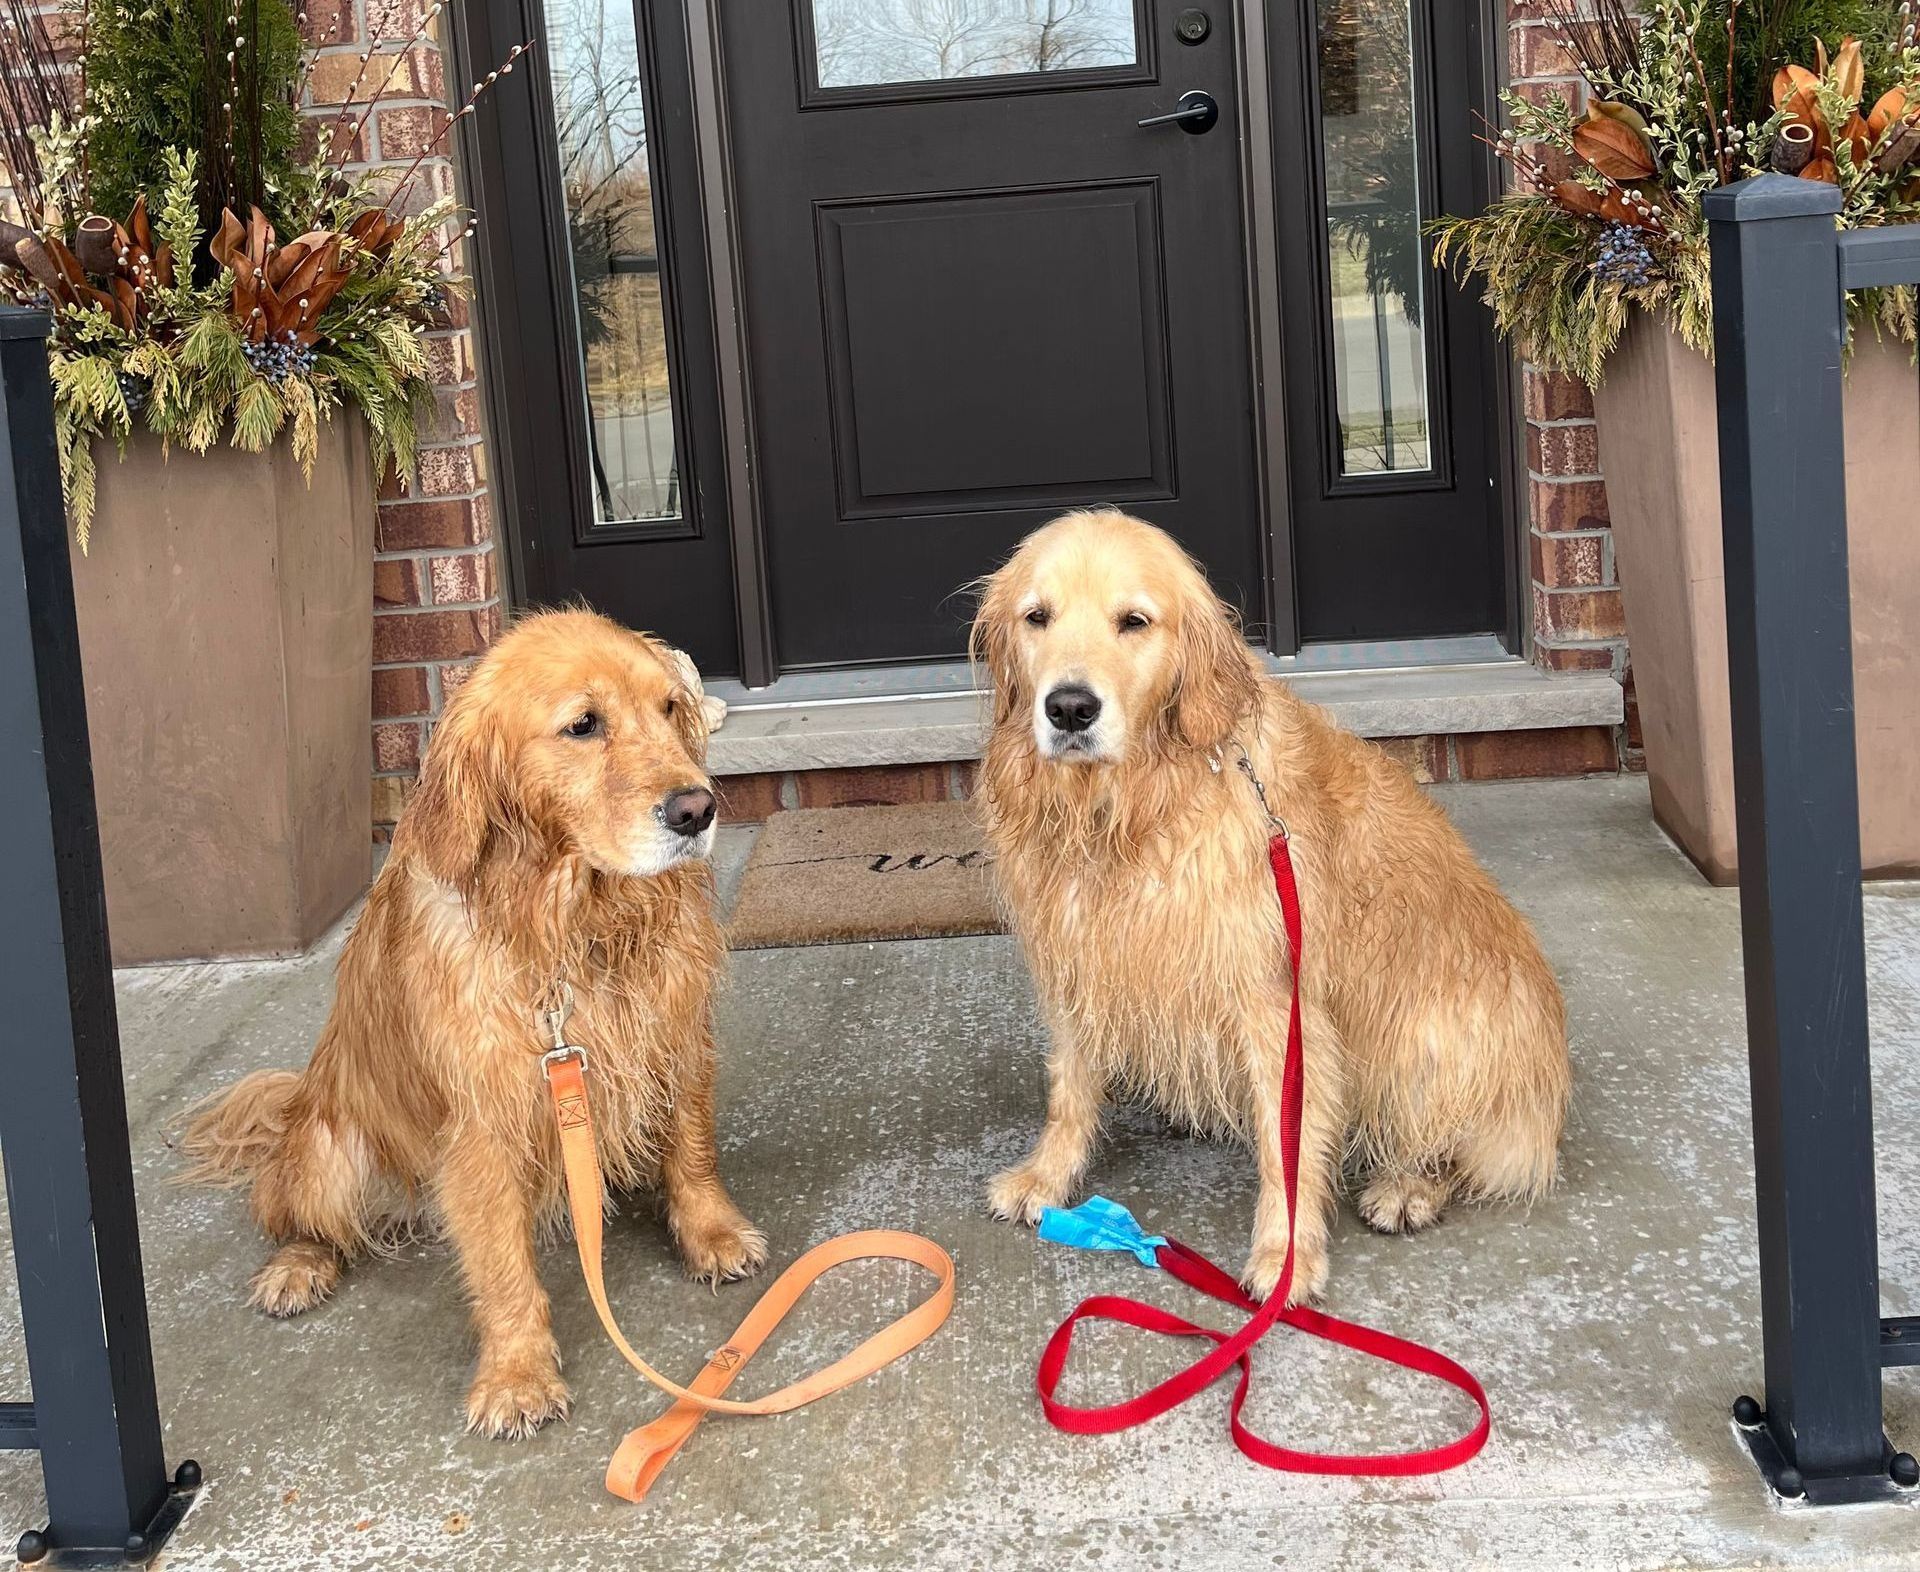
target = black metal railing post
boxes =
[1703,174,1917,1504]
[0,307,200,1562]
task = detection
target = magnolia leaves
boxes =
[1554,101,1662,231]
[1572,105,1657,182]
[6,195,177,333]
[1767,36,1920,185]
[208,206,353,346]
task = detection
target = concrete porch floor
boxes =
[4,778,1920,1570]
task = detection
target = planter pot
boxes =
[70,421,375,963]
[1594,317,1920,883]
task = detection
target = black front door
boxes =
[721,0,1263,668]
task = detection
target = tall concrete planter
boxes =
[69,421,376,963]
[1594,317,1920,883]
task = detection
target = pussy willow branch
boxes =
[380,38,529,216]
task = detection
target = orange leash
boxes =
[544,1050,956,1503]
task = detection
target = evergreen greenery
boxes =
[84,0,309,267]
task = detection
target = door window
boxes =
[809,0,1139,90]
[1317,0,1432,477]
[543,0,681,524]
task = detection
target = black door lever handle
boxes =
[1138,89,1219,134]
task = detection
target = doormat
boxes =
[728,800,1005,949]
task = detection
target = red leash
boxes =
[1035,832,1492,1475]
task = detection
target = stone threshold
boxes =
[706,659,1623,778]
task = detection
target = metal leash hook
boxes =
[539,979,585,1072]
[1233,744,1289,842]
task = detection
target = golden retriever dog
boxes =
[973,511,1570,1303]
[183,608,766,1437]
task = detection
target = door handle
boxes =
[1137,89,1218,134]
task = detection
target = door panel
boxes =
[1272,0,1510,643]
[818,183,1172,511]
[722,0,1261,669]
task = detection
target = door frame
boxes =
[458,0,1523,682]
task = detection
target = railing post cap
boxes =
[0,306,53,343]
[1703,173,1843,222]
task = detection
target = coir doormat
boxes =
[728,800,1005,949]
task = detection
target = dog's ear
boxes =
[403,685,515,887]
[1171,586,1259,753]
[641,635,712,767]
[969,562,1029,728]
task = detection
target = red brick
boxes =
[437,659,480,697]
[1523,369,1594,422]
[366,0,432,36]
[300,0,356,47]
[427,551,493,606]
[1530,477,1611,532]
[373,556,422,607]
[714,773,788,824]
[1527,420,1601,477]
[375,104,450,160]
[371,773,417,826]
[793,764,948,810]
[417,443,483,496]
[1530,531,1608,590]
[422,332,474,385]
[308,45,443,106]
[372,606,499,663]
[1454,726,1619,781]
[297,112,368,163]
[1371,735,1448,784]
[372,665,432,718]
[373,720,423,772]
[1534,585,1627,642]
[1535,642,1619,673]
[1509,22,1579,79]
[1508,79,1582,118]
[377,498,484,550]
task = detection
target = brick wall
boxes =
[300,0,502,836]
[1506,0,1638,766]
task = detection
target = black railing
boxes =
[1704,175,1919,1505]
[0,307,200,1563]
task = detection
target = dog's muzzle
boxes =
[1036,683,1112,760]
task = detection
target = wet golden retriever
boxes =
[183,609,765,1437]
[973,511,1570,1303]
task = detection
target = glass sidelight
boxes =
[1316,0,1432,477]
[540,0,680,525]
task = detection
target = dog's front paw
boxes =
[987,1163,1069,1226]
[1241,1238,1328,1308]
[465,1356,570,1440]
[677,1215,770,1285]
[248,1241,341,1318]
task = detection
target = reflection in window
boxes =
[812,0,1137,90]
[1318,0,1432,476]
[545,0,679,524]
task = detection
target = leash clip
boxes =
[1232,746,1289,841]
[542,1043,587,1075]
[540,979,576,1053]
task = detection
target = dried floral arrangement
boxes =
[0,0,528,545]
[1430,0,1920,385]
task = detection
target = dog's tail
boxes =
[177,1070,303,1187]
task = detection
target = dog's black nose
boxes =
[662,787,717,837]
[1044,684,1102,734]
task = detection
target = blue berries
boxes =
[116,369,150,414]
[1593,221,1656,287]
[243,332,320,382]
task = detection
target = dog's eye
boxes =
[564,711,601,739]
[664,697,677,718]
[1024,606,1051,628]
[1119,611,1152,632]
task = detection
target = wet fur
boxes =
[973,512,1571,1303]
[182,610,765,1438]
